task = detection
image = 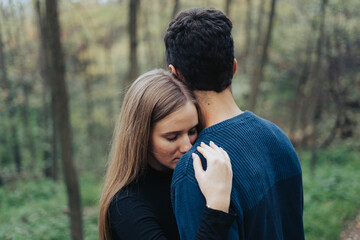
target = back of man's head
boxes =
[164,8,234,93]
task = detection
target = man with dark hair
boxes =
[165,8,304,240]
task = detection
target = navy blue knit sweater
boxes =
[171,111,304,240]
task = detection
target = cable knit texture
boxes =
[171,111,304,240]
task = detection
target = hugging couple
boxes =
[98,7,304,240]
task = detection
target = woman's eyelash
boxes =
[167,136,177,141]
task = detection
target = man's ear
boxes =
[169,64,186,82]
[169,64,177,75]
[233,58,237,76]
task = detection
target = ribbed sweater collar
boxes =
[198,110,253,136]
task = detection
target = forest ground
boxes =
[0,146,359,240]
[341,211,360,240]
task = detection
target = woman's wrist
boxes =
[206,197,230,213]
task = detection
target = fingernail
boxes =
[192,153,197,158]
[210,141,214,145]
[200,142,205,146]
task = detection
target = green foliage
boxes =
[0,175,101,240]
[0,0,359,239]
[301,146,360,240]
[0,179,69,240]
[1,147,359,239]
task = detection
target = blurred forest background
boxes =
[0,0,359,239]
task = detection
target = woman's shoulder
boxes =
[110,181,143,205]
[109,186,153,217]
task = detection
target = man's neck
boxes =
[194,87,243,129]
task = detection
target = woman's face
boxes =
[150,101,198,171]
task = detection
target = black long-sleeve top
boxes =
[109,166,235,240]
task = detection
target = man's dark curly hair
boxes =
[164,8,234,92]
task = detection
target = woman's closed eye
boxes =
[166,135,178,142]
[164,126,198,142]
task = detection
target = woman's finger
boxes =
[209,141,224,156]
[193,153,204,179]
[197,145,214,160]
[200,142,214,152]
[220,147,231,163]
[209,141,217,148]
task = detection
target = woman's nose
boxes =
[179,136,192,153]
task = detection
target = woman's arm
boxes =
[110,190,235,240]
[110,141,235,240]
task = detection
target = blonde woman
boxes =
[98,69,234,240]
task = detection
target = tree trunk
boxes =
[127,0,140,84]
[307,0,327,125]
[172,0,180,18]
[308,0,328,173]
[224,0,232,16]
[143,5,156,68]
[50,95,58,180]
[248,0,277,111]
[83,75,95,153]
[15,3,38,169]
[254,0,265,55]
[35,0,58,180]
[289,34,313,143]
[320,31,340,148]
[242,0,253,73]
[0,17,22,174]
[45,0,83,239]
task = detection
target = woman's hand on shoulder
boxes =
[192,141,233,213]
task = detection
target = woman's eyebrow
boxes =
[162,124,198,136]
[162,131,180,136]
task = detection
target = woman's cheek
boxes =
[190,135,198,144]
[160,142,176,156]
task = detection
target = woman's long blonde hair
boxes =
[98,69,196,240]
